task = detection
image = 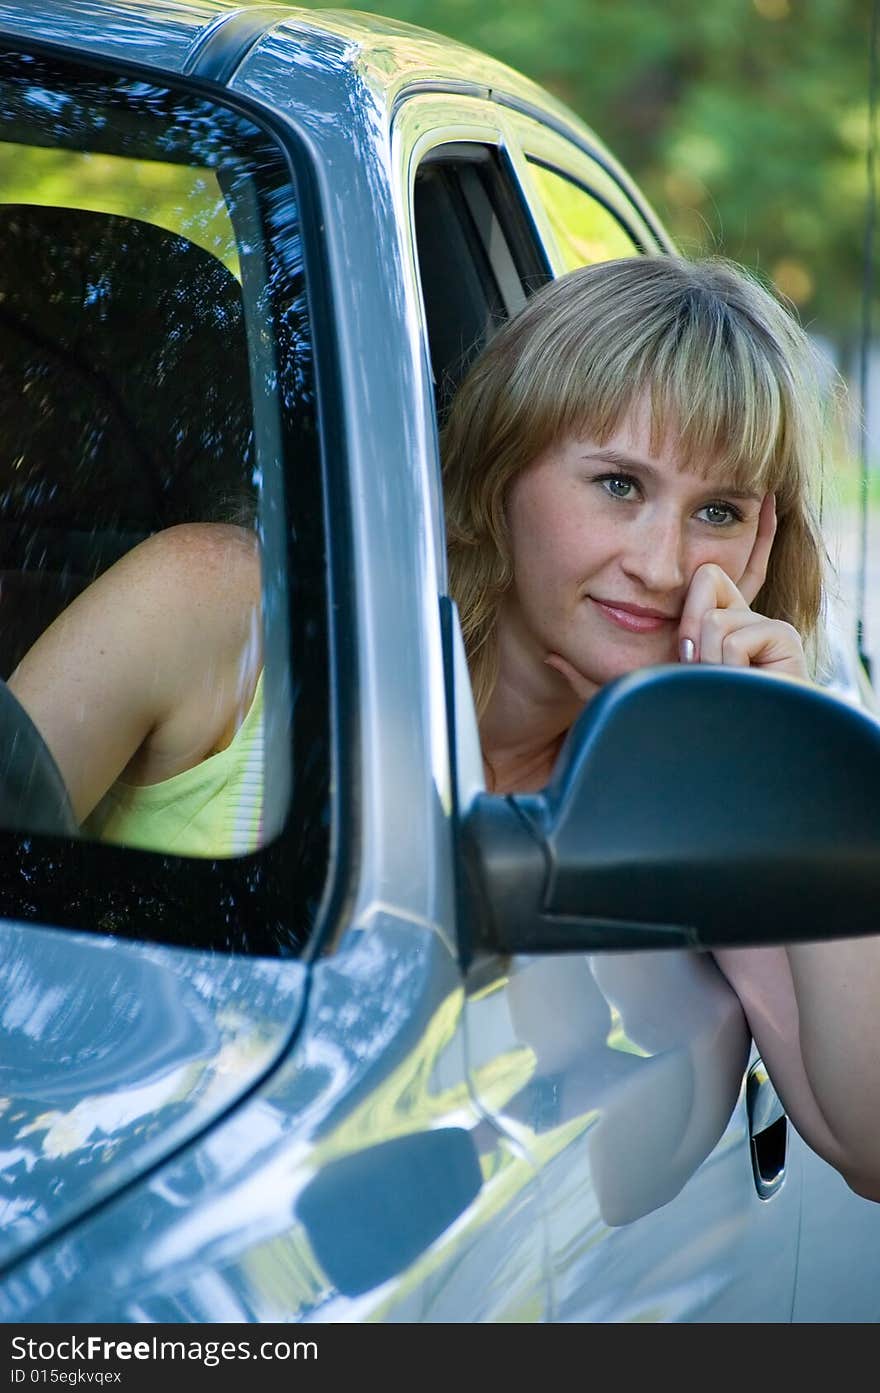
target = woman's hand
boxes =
[678,493,808,681]
[545,493,807,696]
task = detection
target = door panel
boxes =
[0,919,549,1322]
[465,950,802,1321]
[791,1128,880,1322]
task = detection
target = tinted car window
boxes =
[0,50,330,955]
[0,201,251,675]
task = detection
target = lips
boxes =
[590,597,678,634]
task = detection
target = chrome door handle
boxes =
[747,1060,787,1200]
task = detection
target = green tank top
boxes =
[83,671,264,857]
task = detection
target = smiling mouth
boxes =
[590,598,678,634]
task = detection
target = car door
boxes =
[0,30,553,1324]
[397,91,808,1321]
[0,42,325,1281]
[784,325,880,1321]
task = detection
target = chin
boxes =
[600,647,676,685]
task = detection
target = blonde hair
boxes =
[441,255,835,715]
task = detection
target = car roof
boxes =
[0,1,600,145]
[0,0,658,237]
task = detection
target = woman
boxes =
[442,253,880,1201]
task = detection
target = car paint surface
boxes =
[0,0,878,1324]
[0,918,548,1322]
[0,923,308,1268]
[0,0,220,69]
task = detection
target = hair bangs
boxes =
[515,288,790,504]
[640,308,792,499]
[515,320,658,459]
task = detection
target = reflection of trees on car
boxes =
[0,144,240,272]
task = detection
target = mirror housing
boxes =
[460,666,880,959]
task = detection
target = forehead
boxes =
[567,390,768,497]
[596,394,709,468]
[563,415,716,474]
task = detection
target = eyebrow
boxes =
[581,447,763,502]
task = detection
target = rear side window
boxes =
[0,49,330,955]
[527,161,642,269]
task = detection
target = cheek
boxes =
[689,532,757,587]
[508,482,591,586]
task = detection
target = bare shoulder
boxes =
[8,523,263,820]
[113,523,261,606]
[85,523,262,657]
[135,521,260,567]
[10,523,260,687]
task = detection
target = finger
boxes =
[696,608,806,676]
[721,617,807,677]
[697,606,761,665]
[737,492,777,607]
[679,563,747,662]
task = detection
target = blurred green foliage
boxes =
[302,0,871,349]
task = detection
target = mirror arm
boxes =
[460,793,696,959]
[458,793,546,963]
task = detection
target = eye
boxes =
[696,500,744,527]
[597,473,639,501]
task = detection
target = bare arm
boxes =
[546,494,880,1198]
[8,523,261,823]
[678,506,880,1198]
[714,943,880,1201]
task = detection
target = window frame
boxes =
[394,99,675,922]
[500,109,671,272]
[395,99,556,430]
[0,39,354,960]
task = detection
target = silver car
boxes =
[0,0,878,1323]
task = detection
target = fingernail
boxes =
[680,637,695,664]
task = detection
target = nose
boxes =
[620,508,687,596]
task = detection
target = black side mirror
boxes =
[460,666,880,959]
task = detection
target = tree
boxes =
[309,0,871,343]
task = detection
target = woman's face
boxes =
[501,397,767,700]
